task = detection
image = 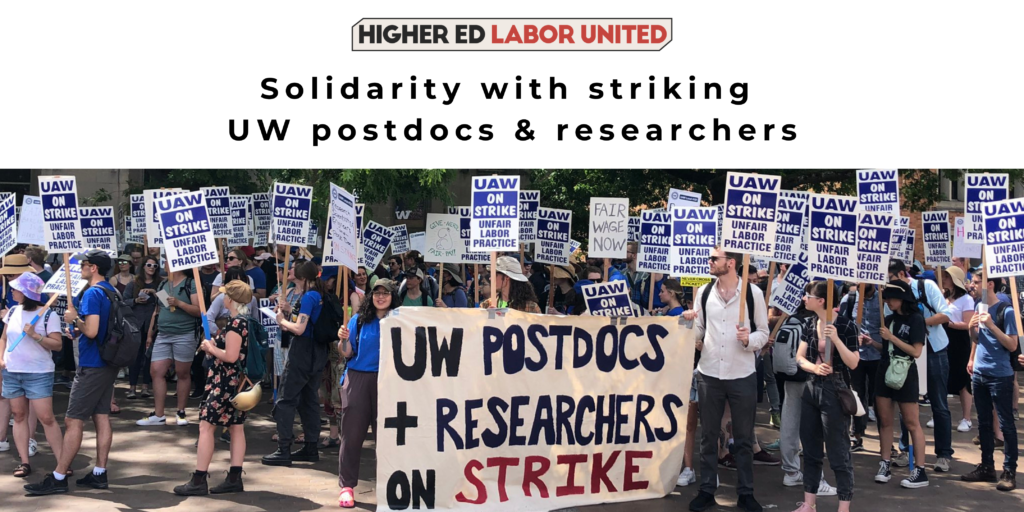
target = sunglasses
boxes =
[145,263,159,268]
[708,256,723,263]
[226,256,239,261]
[118,261,130,265]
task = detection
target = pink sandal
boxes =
[339,487,355,508]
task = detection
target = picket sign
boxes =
[637,210,671,275]
[154,189,218,339]
[79,206,117,251]
[667,188,702,210]
[807,194,858,281]
[965,173,1009,244]
[855,169,900,214]
[16,195,43,245]
[471,175,520,305]
[581,280,633,317]
[773,191,807,265]
[723,172,781,324]
[0,193,17,256]
[922,211,953,268]
[363,221,396,271]
[952,216,982,259]
[391,224,410,254]
[425,214,466,265]
[518,190,541,243]
[670,207,717,279]
[271,182,313,246]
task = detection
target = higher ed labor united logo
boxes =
[352,18,672,51]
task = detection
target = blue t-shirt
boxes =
[441,288,469,308]
[298,290,322,338]
[74,281,116,368]
[666,306,684,317]
[347,313,381,372]
[974,302,1019,378]
[246,267,267,292]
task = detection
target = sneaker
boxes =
[851,438,865,452]
[28,438,38,457]
[919,396,931,407]
[175,410,188,426]
[816,479,837,496]
[173,474,209,496]
[764,439,781,451]
[868,407,877,422]
[676,467,696,487]
[24,473,69,495]
[901,467,929,488]
[997,470,1016,492]
[718,454,738,471]
[76,470,109,489]
[957,419,972,432]
[136,413,167,426]
[961,463,998,483]
[892,451,910,467]
[770,412,782,429]
[875,460,892,483]
[783,471,803,486]
[0,439,8,452]
[926,418,935,429]
[737,494,763,512]
[688,490,717,512]
[125,392,137,400]
[753,450,781,466]
[934,457,950,473]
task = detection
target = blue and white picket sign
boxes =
[628,216,640,242]
[966,173,1009,245]
[309,221,319,247]
[637,210,672,274]
[16,196,44,246]
[589,197,629,259]
[228,195,251,247]
[856,212,895,284]
[391,224,410,254]
[124,216,144,244]
[722,172,780,258]
[581,280,634,317]
[922,211,952,267]
[982,197,1024,278]
[39,176,85,253]
[252,192,272,247]
[534,207,572,266]
[355,203,365,266]
[953,216,982,259]
[769,252,811,316]
[808,194,858,281]
[79,206,117,251]
[258,298,281,350]
[856,169,900,214]
[200,186,232,238]
[668,188,702,210]
[518,190,541,243]
[0,193,18,255]
[774,191,808,265]
[448,206,489,263]
[130,193,147,236]
[271,182,313,246]
[145,189,184,247]
[889,216,909,260]
[470,175,520,252]
[362,220,395,270]
[154,190,219,273]
[901,228,917,266]
[569,239,581,255]
[670,207,718,278]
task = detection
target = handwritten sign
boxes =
[79,206,117,251]
[922,211,952,267]
[470,175,520,252]
[637,210,671,274]
[982,198,1024,278]
[327,184,358,271]
[534,207,572,266]
[856,169,900,213]
[362,220,395,270]
[16,195,44,246]
[722,172,780,258]
[155,190,219,272]
[201,186,232,238]
[773,191,807,265]
[589,197,629,259]
[953,216,982,259]
[856,212,894,284]
[808,194,858,280]
[670,207,717,278]
[965,173,1009,244]
[271,182,313,246]
[425,214,465,264]
[518,190,541,243]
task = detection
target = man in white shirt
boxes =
[683,247,770,512]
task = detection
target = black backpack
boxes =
[313,292,346,346]
[701,278,761,332]
[990,301,1024,372]
[91,286,143,368]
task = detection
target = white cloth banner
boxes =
[376,308,693,512]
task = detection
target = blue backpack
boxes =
[239,316,269,381]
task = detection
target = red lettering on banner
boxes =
[522,455,551,498]
[487,457,520,502]
[556,454,588,496]
[624,450,653,491]
[591,450,620,493]
[454,459,486,504]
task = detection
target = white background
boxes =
[1,1,1023,167]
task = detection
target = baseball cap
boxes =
[404,267,425,280]
[495,256,528,282]
[75,249,112,274]
[373,278,397,294]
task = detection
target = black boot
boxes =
[210,468,245,494]
[173,472,209,496]
[290,442,320,462]
[261,448,293,467]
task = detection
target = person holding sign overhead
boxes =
[683,246,769,512]
[793,280,860,511]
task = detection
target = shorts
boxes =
[66,365,119,420]
[875,360,920,404]
[1,370,55,400]
[152,331,198,363]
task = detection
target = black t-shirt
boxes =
[882,311,926,361]
[803,314,860,376]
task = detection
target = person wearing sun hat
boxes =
[941,265,976,434]
[478,256,541,313]
[0,273,65,479]
[436,263,469,308]
[550,265,577,313]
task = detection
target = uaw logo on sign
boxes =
[353,19,671,51]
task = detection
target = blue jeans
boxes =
[973,373,1018,471]
[927,349,953,459]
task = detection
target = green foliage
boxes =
[81,188,113,206]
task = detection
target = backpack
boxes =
[772,314,807,377]
[313,292,346,346]
[990,301,1024,372]
[239,315,269,381]
[701,278,760,331]
[92,285,143,368]
[916,279,937,316]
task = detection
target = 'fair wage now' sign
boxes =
[589,198,629,259]
[470,176,520,252]
[722,172,780,258]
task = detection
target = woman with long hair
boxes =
[123,256,164,399]
[336,278,400,508]
[479,256,540,313]
[792,280,860,512]
[108,254,134,294]
[941,266,975,432]
[0,274,64,478]
[173,280,253,496]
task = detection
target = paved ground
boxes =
[2,379,1023,511]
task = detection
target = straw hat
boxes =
[220,280,253,305]
[0,254,32,274]
[944,266,968,292]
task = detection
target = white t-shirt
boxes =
[3,306,60,373]
[947,294,974,324]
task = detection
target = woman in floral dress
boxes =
[174,280,252,496]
